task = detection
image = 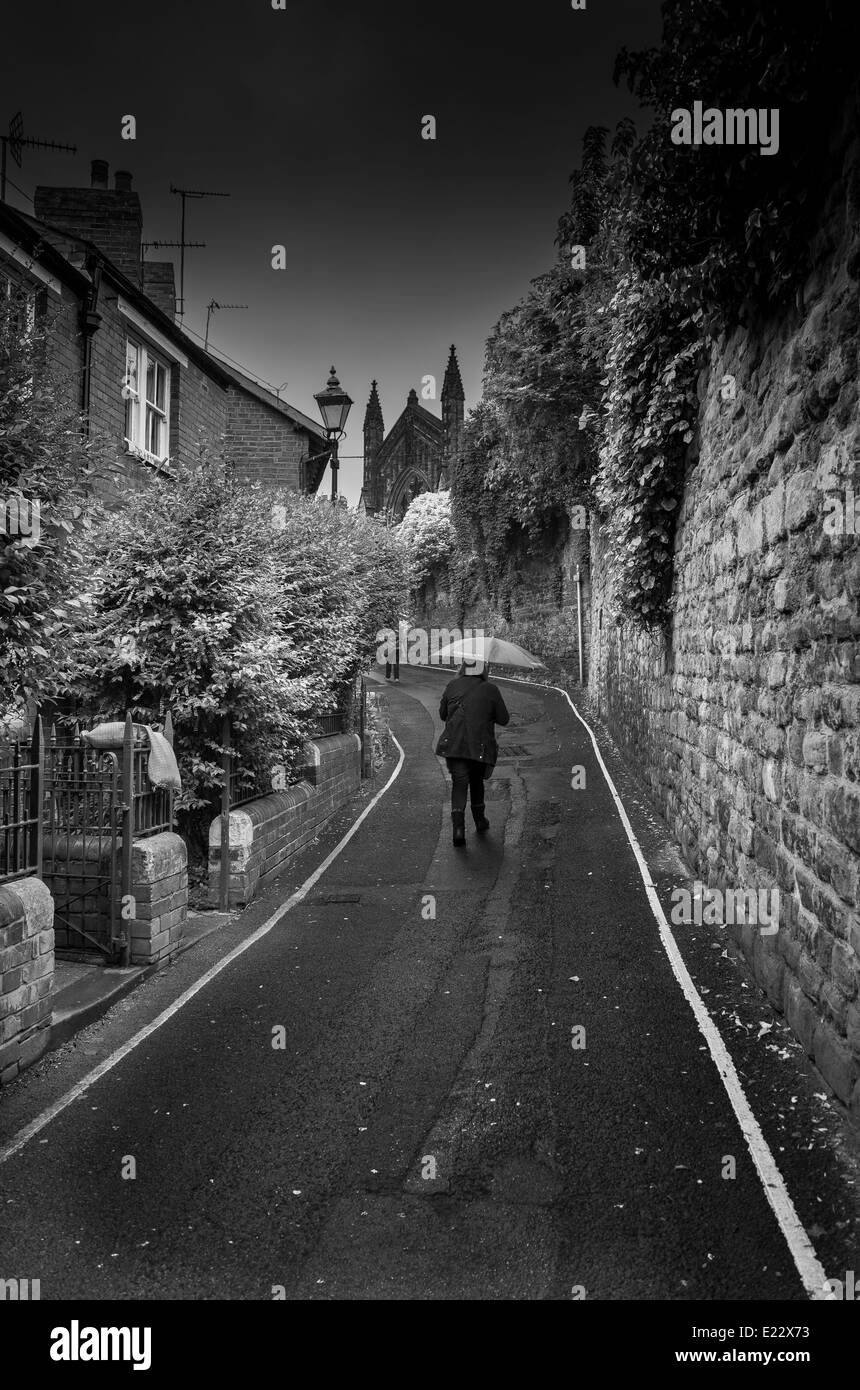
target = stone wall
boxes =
[415,523,591,682]
[589,107,860,1118]
[0,878,54,1086]
[366,690,391,774]
[208,734,362,906]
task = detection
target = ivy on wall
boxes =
[454,0,857,630]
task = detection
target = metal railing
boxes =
[0,709,175,963]
[0,718,44,887]
[313,710,349,737]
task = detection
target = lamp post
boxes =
[314,366,353,503]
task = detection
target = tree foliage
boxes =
[55,458,408,846]
[454,0,856,629]
[614,0,856,313]
[0,285,95,705]
[397,489,456,601]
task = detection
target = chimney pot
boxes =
[114,170,133,192]
[91,159,109,188]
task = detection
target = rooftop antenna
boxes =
[141,240,206,252]
[1,111,77,202]
[169,183,230,321]
[204,299,248,351]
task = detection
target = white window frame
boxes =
[123,335,171,467]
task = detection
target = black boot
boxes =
[451,811,466,847]
[471,803,490,833]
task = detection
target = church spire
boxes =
[441,345,464,487]
[364,379,383,429]
[363,380,384,513]
[442,344,464,403]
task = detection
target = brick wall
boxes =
[141,262,176,319]
[225,388,310,490]
[85,292,228,504]
[208,734,362,905]
[34,184,143,289]
[588,110,860,1118]
[0,879,54,1086]
[129,833,188,967]
[1,238,313,504]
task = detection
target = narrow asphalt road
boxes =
[0,667,857,1300]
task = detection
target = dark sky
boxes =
[1,0,662,502]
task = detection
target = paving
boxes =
[0,667,857,1301]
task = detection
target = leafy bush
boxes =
[453,1,856,631]
[56,456,407,851]
[0,284,96,706]
[614,0,856,314]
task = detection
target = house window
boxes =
[0,273,36,336]
[123,336,171,464]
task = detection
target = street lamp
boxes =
[314,366,353,502]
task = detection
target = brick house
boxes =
[0,160,330,502]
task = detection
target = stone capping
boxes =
[208,734,361,906]
[0,876,54,1085]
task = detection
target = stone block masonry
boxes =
[0,878,54,1086]
[589,108,860,1120]
[208,735,361,906]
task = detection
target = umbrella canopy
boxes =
[435,636,545,670]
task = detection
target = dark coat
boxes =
[435,676,510,765]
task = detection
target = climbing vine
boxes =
[454,0,856,630]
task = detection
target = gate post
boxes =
[118,713,134,967]
[219,715,231,910]
[164,710,176,831]
[28,714,44,876]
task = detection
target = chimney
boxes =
[35,160,143,288]
[142,262,176,321]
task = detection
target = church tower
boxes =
[362,380,384,512]
[440,345,465,488]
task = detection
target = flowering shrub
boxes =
[396,490,456,600]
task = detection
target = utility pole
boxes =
[1,111,76,202]
[169,185,230,321]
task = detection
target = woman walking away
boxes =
[436,658,510,847]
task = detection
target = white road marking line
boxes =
[0,737,406,1167]
[495,672,830,1301]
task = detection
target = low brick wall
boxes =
[0,877,54,1085]
[208,734,361,906]
[129,833,188,967]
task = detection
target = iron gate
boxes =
[40,713,174,964]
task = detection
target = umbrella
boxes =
[434,635,545,670]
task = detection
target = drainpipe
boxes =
[80,260,103,444]
[575,565,584,686]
